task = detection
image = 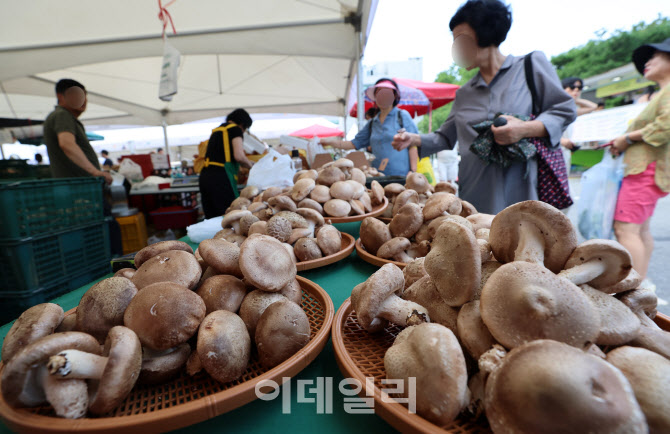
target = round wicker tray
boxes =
[332,298,670,434]
[355,238,407,268]
[296,233,355,272]
[325,197,388,224]
[0,276,334,434]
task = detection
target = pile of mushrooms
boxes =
[1,237,311,419]
[359,172,492,265]
[351,200,670,432]
[226,158,382,220]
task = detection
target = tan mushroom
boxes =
[558,240,633,289]
[384,323,468,426]
[248,220,268,236]
[359,217,391,256]
[427,215,472,239]
[46,326,142,415]
[424,220,480,306]
[76,277,138,343]
[221,210,252,234]
[310,184,332,203]
[579,284,640,346]
[266,215,293,243]
[480,261,601,349]
[457,300,497,359]
[392,189,419,216]
[477,261,502,300]
[317,165,345,186]
[297,198,324,214]
[287,227,313,245]
[297,169,318,182]
[226,196,251,212]
[377,237,412,263]
[197,310,250,383]
[291,178,316,202]
[323,199,351,217]
[607,346,670,434]
[434,181,458,194]
[330,181,356,201]
[55,314,78,333]
[350,167,366,185]
[370,180,385,206]
[413,222,431,243]
[2,303,64,362]
[134,240,193,268]
[197,238,243,277]
[294,237,323,261]
[255,299,310,368]
[475,228,490,242]
[279,278,303,305]
[296,207,325,233]
[405,172,431,195]
[389,203,423,239]
[407,240,431,259]
[261,186,283,202]
[617,287,658,318]
[267,195,297,213]
[402,257,427,289]
[196,275,247,314]
[238,290,287,336]
[247,201,268,214]
[140,343,191,385]
[485,339,647,434]
[478,238,493,262]
[316,225,342,256]
[132,249,202,290]
[240,185,260,199]
[403,276,459,332]
[489,200,578,273]
[345,180,365,199]
[349,199,365,215]
[238,214,260,236]
[422,192,462,220]
[459,200,477,217]
[351,264,429,332]
[274,210,309,229]
[628,310,670,359]
[239,234,297,292]
[602,268,643,294]
[114,268,136,279]
[123,282,206,351]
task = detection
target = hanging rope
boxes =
[158,0,177,39]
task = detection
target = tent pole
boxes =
[428,103,433,132]
[356,32,365,130]
[161,117,169,156]
[0,144,4,160]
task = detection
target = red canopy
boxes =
[289,124,344,139]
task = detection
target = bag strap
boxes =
[211,122,238,163]
[524,53,540,117]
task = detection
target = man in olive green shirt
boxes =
[44,79,112,184]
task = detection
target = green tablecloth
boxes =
[0,223,396,434]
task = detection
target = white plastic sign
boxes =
[159,40,180,102]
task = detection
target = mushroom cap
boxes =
[564,240,633,289]
[1,332,101,408]
[434,181,458,194]
[297,198,324,215]
[349,199,365,215]
[330,181,356,201]
[427,215,472,239]
[261,186,283,201]
[480,261,601,349]
[291,178,316,202]
[287,227,313,245]
[384,183,405,196]
[384,323,468,426]
[134,240,193,268]
[266,216,293,242]
[580,284,641,346]
[370,181,385,206]
[114,268,136,279]
[323,199,351,217]
[2,303,64,363]
[294,237,323,262]
[607,346,670,434]
[55,314,77,333]
[459,200,477,217]
[316,225,342,256]
[485,339,647,434]
[392,189,419,216]
[274,210,309,229]
[477,261,502,300]
[238,289,287,336]
[139,343,191,385]
[403,257,427,289]
[227,196,251,212]
[248,220,268,236]
[490,201,577,273]
[405,172,430,194]
[333,158,354,169]
[255,299,310,368]
[350,167,366,185]
[123,282,206,351]
[316,166,346,186]
[76,277,138,343]
[617,288,658,318]
[345,180,365,199]
[240,185,260,199]
[389,203,423,239]
[279,278,303,305]
[457,300,497,359]
[404,276,459,332]
[466,213,494,232]
[132,249,202,290]
[296,169,319,182]
[247,201,268,214]
[296,207,325,228]
[377,237,411,260]
[424,221,480,306]
[197,310,250,384]
[310,185,332,203]
[413,223,431,243]
[221,210,252,230]
[267,195,297,213]
[198,238,243,277]
[351,263,404,331]
[422,192,462,220]
[602,268,642,294]
[238,214,260,236]
[239,235,297,292]
[359,217,392,256]
[196,275,247,314]
[87,326,142,415]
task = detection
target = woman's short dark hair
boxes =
[226,108,253,130]
[449,0,512,48]
[561,77,583,89]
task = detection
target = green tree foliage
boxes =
[418,66,478,133]
[551,17,670,79]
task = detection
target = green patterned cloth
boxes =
[470,114,537,168]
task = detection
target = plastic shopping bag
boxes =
[577,153,625,240]
[118,158,144,183]
[186,216,224,243]
[245,148,295,190]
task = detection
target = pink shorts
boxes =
[615,162,668,224]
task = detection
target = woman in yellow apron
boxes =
[199,109,255,218]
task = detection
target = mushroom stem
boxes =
[513,221,545,264]
[558,260,608,286]
[47,350,107,380]
[394,252,413,263]
[37,364,88,419]
[377,295,429,327]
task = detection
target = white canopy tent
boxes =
[0,0,376,134]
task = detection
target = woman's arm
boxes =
[408,146,419,173]
[320,137,356,150]
[576,98,598,116]
[232,137,254,168]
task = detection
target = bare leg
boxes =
[640,218,654,278]
[614,220,647,278]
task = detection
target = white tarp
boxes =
[0,0,376,128]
